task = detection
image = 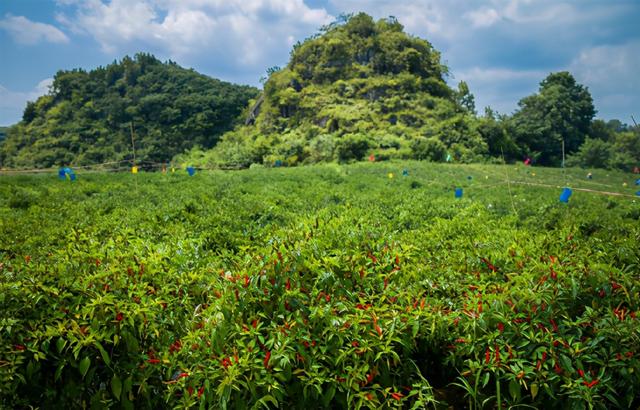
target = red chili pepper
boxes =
[477,301,483,313]
[366,372,374,384]
[554,363,562,374]
[14,344,26,351]
[611,281,621,290]
[375,324,382,337]
[285,278,291,290]
[351,341,360,347]
[244,275,250,288]
[264,351,271,368]
[599,289,606,298]
[578,369,585,377]
[494,345,500,364]
[485,347,491,364]
[550,267,557,280]
[497,323,504,333]
[198,386,204,398]
[583,380,599,388]
[536,360,542,371]
[116,312,124,321]
[391,392,404,401]
[480,257,497,272]
[542,352,547,362]
[395,255,400,265]
[550,319,558,332]
[383,277,388,290]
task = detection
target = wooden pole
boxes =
[130,122,137,166]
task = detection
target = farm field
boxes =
[1,161,639,409]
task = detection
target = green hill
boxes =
[0,53,259,169]
[186,13,485,168]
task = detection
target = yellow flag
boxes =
[132,166,138,174]
[388,173,394,179]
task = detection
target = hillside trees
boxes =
[0,53,258,168]
[200,13,485,168]
[511,71,595,166]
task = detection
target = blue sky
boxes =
[1,0,639,126]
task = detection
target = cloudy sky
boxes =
[1,0,639,126]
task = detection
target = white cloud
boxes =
[569,41,640,119]
[0,78,53,125]
[0,14,69,45]
[570,41,640,89]
[456,67,546,83]
[464,8,500,28]
[55,0,332,65]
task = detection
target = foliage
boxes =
[0,53,258,169]
[566,130,640,171]
[196,13,483,168]
[1,161,639,409]
[511,72,595,166]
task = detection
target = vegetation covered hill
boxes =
[0,54,259,169]
[187,13,485,168]
[180,13,638,171]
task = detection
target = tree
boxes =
[512,71,595,166]
[565,137,612,169]
[456,81,476,115]
[477,107,519,160]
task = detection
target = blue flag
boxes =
[187,166,195,176]
[58,167,75,181]
[455,188,463,198]
[559,187,572,203]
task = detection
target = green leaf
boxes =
[508,379,520,401]
[482,372,490,388]
[79,356,90,378]
[111,374,122,400]
[530,382,539,399]
[322,385,336,407]
[56,337,66,353]
[411,320,419,338]
[95,341,111,366]
[559,354,573,372]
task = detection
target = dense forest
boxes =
[0,13,638,171]
[0,54,258,168]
